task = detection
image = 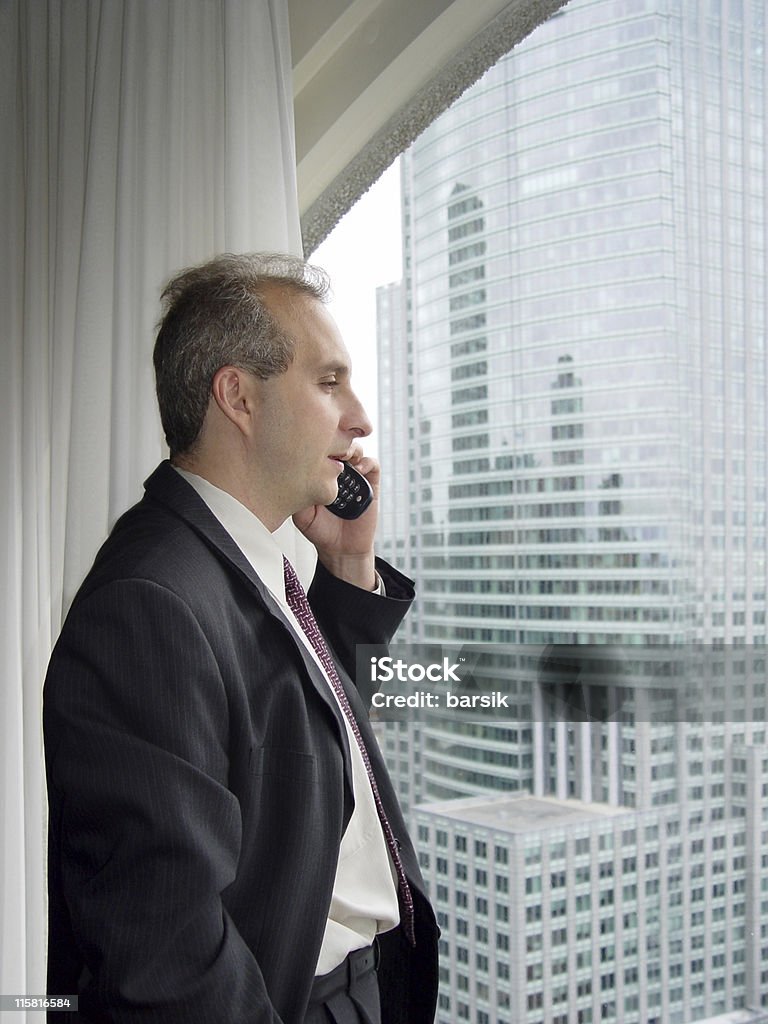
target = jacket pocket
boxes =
[248,745,317,783]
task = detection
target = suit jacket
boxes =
[44,462,439,1024]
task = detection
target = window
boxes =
[323,4,768,1023]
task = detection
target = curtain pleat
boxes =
[1,0,300,1007]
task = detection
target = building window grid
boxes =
[405,2,765,1015]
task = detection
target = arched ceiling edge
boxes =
[300,0,570,255]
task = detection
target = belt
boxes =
[309,940,380,1005]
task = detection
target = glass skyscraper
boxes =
[380,0,767,648]
[375,0,768,1020]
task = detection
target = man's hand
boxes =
[293,447,379,591]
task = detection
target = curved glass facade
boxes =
[376,1,768,1021]
[380,0,766,650]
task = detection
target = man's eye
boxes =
[321,379,339,389]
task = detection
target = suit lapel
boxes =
[142,462,355,797]
[145,463,427,894]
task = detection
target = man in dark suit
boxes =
[43,253,439,1023]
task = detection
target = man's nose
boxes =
[344,391,373,437]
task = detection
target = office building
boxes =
[378,0,768,648]
[375,0,768,1019]
[416,778,768,1024]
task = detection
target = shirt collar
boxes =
[173,467,315,602]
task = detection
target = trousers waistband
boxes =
[309,941,379,1005]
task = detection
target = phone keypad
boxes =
[335,476,363,510]
[327,467,373,519]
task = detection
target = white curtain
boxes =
[1,0,301,1006]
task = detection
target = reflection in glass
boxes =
[375,0,768,1020]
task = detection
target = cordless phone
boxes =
[326,462,374,519]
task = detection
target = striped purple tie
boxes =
[282,556,416,946]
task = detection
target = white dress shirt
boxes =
[174,469,399,976]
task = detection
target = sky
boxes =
[313,159,403,457]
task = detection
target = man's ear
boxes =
[210,366,257,436]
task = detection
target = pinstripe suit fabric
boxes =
[44,461,438,1024]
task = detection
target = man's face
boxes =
[248,288,372,524]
